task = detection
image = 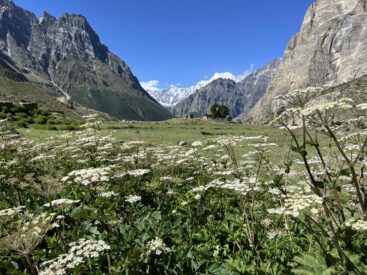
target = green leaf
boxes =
[293,252,337,275]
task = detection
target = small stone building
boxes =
[0,101,15,108]
[19,101,38,111]
[184,114,194,119]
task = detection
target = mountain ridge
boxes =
[173,60,280,118]
[143,72,240,107]
[0,0,172,121]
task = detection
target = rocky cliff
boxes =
[236,59,280,118]
[0,0,172,121]
[173,60,279,118]
[247,0,367,123]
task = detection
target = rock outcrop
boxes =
[247,0,367,123]
[0,0,172,121]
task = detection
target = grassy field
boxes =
[19,118,293,161]
[104,120,286,145]
[3,114,366,274]
[20,119,329,168]
[20,119,284,144]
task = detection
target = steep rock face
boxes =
[237,59,280,118]
[0,0,172,121]
[0,52,82,118]
[173,79,240,117]
[173,60,279,118]
[247,0,367,123]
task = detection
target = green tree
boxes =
[210,103,230,119]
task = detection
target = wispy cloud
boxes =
[141,80,160,92]
[142,64,256,92]
[235,64,255,81]
[202,64,255,82]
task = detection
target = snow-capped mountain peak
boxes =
[142,72,241,107]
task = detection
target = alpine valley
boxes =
[0,0,366,123]
[1,0,367,274]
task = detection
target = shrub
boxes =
[16,119,28,128]
[46,125,58,131]
[5,113,13,121]
[59,124,78,131]
[47,119,56,125]
[34,115,48,124]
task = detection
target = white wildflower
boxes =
[146,237,170,256]
[62,167,111,186]
[267,230,287,240]
[267,184,323,217]
[40,239,110,275]
[192,141,204,147]
[43,199,80,208]
[0,206,25,219]
[261,218,272,227]
[194,194,201,200]
[345,218,367,232]
[127,169,150,177]
[98,191,118,198]
[356,103,367,110]
[125,195,142,204]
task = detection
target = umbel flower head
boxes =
[43,199,80,209]
[146,237,171,256]
[39,238,110,275]
[0,212,57,256]
[345,217,367,232]
[273,98,355,127]
[125,195,142,204]
[27,174,65,198]
[62,167,111,186]
[0,206,25,223]
[267,184,323,218]
[274,87,323,109]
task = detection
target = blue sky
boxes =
[13,0,315,88]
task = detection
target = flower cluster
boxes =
[80,114,104,129]
[356,103,367,110]
[267,230,287,240]
[0,212,57,255]
[98,191,119,198]
[215,135,269,146]
[127,169,150,177]
[43,199,80,208]
[115,169,151,179]
[345,217,367,232]
[40,239,110,275]
[0,206,25,221]
[267,184,323,217]
[192,177,259,197]
[125,195,142,204]
[62,167,111,186]
[146,237,171,256]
